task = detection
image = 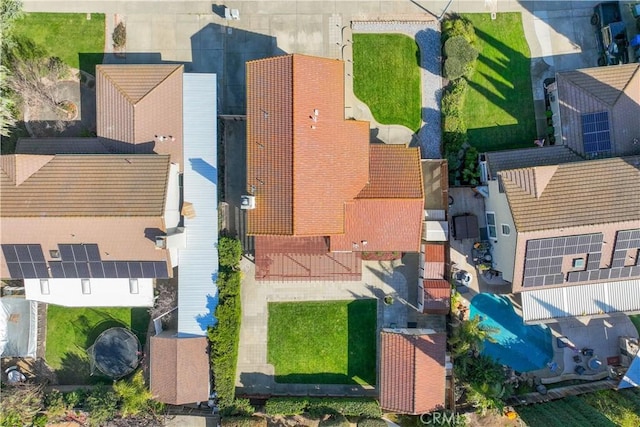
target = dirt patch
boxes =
[361,251,403,261]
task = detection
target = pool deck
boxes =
[448,186,640,387]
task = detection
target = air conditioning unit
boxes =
[240,195,256,210]
[155,235,167,249]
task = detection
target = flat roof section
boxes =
[178,73,218,337]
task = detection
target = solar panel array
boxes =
[2,243,169,279]
[524,229,640,288]
[1,244,48,279]
[581,111,611,156]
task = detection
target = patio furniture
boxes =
[574,365,586,375]
[547,362,558,372]
[573,355,582,363]
[589,357,602,370]
[582,348,594,357]
[455,270,472,286]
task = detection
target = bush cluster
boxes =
[440,16,481,185]
[264,397,381,418]
[112,22,126,48]
[319,414,350,427]
[209,236,246,413]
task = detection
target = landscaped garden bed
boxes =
[45,306,149,384]
[353,33,421,131]
[268,299,377,385]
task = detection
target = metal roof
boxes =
[177,73,219,337]
[522,279,640,323]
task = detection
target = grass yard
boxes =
[461,13,536,152]
[268,299,377,385]
[353,33,421,131]
[12,13,105,74]
[46,306,149,384]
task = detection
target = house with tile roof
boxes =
[1,65,217,404]
[379,328,447,414]
[482,155,640,323]
[547,63,640,159]
[246,54,424,280]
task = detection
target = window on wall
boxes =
[501,224,511,236]
[486,212,497,240]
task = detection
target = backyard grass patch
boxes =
[353,34,421,131]
[460,13,536,152]
[268,299,377,385]
[45,306,149,384]
[12,13,105,74]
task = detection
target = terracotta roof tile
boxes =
[150,334,210,405]
[423,280,451,314]
[380,331,446,414]
[0,154,170,217]
[96,64,184,169]
[358,146,423,198]
[501,156,640,232]
[246,55,369,235]
[255,236,361,281]
[424,244,445,262]
[330,198,423,252]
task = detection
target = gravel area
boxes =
[352,20,443,159]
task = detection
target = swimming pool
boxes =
[469,293,553,372]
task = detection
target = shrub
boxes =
[307,398,382,418]
[63,389,85,409]
[112,22,126,48]
[221,398,255,417]
[461,147,480,185]
[44,390,67,418]
[219,236,243,268]
[0,384,43,427]
[442,16,476,45]
[113,370,155,417]
[265,397,309,416]
[442,114,466,134]
[357,418,388,427]
[319,414,350,427]
[444,36,478,65]
[32,414,48,427]
[440,79,468,117]
[222,416,267,427]
[209,264,243,410]
[443,57,466,81]
[84,386,118,426]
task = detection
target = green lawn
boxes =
[46,306,149,384]
[12,12,105,74]
[268,299,377,385]
[630,315,640,335]
[461,13,536,152]
[353,33,422,131]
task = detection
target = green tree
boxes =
[113,370,155,417]
[0,0,23,45]
[444,36,478,64]
[0,65,17,137]
[466,382,506,416]
[218,236,243,268]
[449,315,498,357]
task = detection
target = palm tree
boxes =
[450,315,499,356]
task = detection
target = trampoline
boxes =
[88,327,141,379]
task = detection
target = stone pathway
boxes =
[235,257,413,396]
[348,20,443,158]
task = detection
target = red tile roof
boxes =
[424,244,446,262]
[380,330,447,414]
[330,198,424,252]
[358,145,424,198]
[150,334,210,405]
[422,280,451,314]
[255,236,361,281]
[246,54,369,236]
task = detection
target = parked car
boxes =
[591,1,629,65]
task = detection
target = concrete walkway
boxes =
[235,256,415,396]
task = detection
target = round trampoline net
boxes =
[87,327,141,379]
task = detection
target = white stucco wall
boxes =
[24,278,154,307]
[485,180,517,283]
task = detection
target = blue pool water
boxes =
[469,293,553,372]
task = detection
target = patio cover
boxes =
[453,214,479,240]
[0,296,37,358]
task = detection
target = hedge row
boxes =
[209,237,244,411]
[264,397,381,418]
[441,16,481,185]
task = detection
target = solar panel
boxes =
[34,263,48,277]
[62,262,78,278]
[59,244,74,261]
[86,244,101,262]
[128,262,143,278]
[89,262,105,278]
[6,263,23,278]
[76,262,91,278]
[15,245,31,262]
[103,261,117,278]
[115,262,130,278]
[581,111,611,156]
[154,262,169,278]
[141,262,156,278]
[29,245,45,262]
[72,245,88,262]
[49,262,64,278]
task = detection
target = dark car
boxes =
[591,1,629,65]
